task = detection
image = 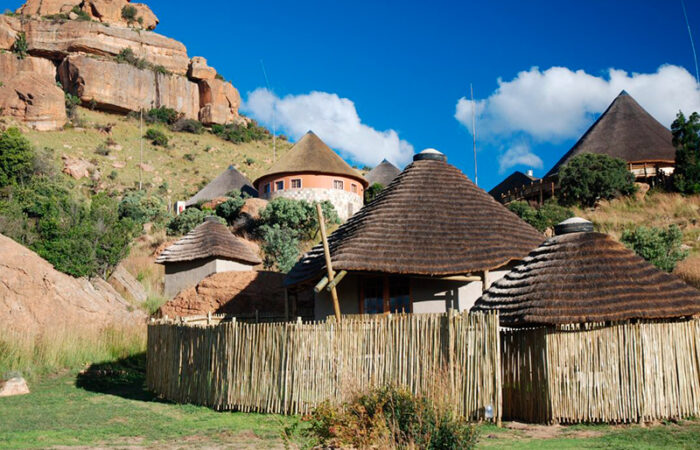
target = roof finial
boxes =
[413,148,447,162]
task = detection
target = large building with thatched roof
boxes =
[472,217,700,326]
[253,131,368,220]
[156,217,262,298]
[285,149,545,319]
[365,159,401,188]
[186,165,257,207]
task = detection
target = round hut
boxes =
[285,149,545,319]
[253,131,367,221]
[156,217,262,298]
[185,165,257,207]
[365,158,401,188]
[472,218,700,424]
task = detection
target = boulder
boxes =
[16,0,81,16]
[188,56,216,81]
[62,155,96,179]
[0,233,144,338]
[24,19,189,75]
[0,377,29,397]
[240,198,268,220]
[132,3,158,30]
[634,182,650,201]
[0,53,67,130]
[198,78,241,125]
[108,264,147,303]
[58,54,199,119]
[0,15,21,50]
[82,0,128,25]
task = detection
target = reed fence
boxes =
[146,311,501,421]
[502,319,700,424]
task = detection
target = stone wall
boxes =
[262,187,363,221]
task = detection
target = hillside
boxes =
[14,108,292,201]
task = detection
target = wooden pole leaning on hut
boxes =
[316,203,342,322]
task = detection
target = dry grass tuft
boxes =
[674,255,700,289]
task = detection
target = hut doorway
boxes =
[358,276,411,314]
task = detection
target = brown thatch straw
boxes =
[472,231,700,327]
[156,219,261,265]
[285,154,544,286]
[186,165,257,206]
[365,159,401,187]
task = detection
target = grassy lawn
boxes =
[1,354,698,449]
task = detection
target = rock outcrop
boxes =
[0,233,145,337]
[0,377,30,397]
[108,264,147,303]
[59,54,200,118]
[0,53,67,130]
[0,1,243,129]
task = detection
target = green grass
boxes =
[1,353,698,449]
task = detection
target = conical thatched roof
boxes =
[472,222,700,327]
[186,166,257,206]
[489,170,539,202]
[253,131,367,187]
[285,150,545,287]
[546,91,676,177]
[156,218,261,265]
[365,159,401,187]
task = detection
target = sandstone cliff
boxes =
[0,233,145,337]
[0,1,242,130]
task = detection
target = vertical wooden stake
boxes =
[316,203,342,323]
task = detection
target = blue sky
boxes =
[10,0,700,190]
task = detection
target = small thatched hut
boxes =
[285,149,544,319]
[186,165,257,207]
[365,159,401,188]
[157,217,262,298]
[472,218,700,424]
[489,170,539,204]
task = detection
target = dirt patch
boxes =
[499,421,605,440]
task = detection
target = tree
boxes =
[364,183,384,203]
[671,111,700,194]
[166,208,224,236]
[259,224,300,273]
[507,199,573,232]
[0,127,35,188]
[558,153,636,207]
[215,196,246,224]
[258,197,339,241]
[118,191,169,226]
[621,225,688,272]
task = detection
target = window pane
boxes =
[264,183,271,193]
[291,179,301,188]
[363,278,384,314]
[389,277,410,313]
[275,181,284,190]
[334,180,343,190]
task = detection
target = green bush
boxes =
[144,128,169,147]
[215,196,245,224]
[258,197,339,241]
[12,32,27,59]
[145,107,180,125]
[70,5,90,20]
[153,65,169,75]
[166,208,223,236]
[296,385,479,449]
[671,111,700,194]
[0,128,35,188]
[364,182,384,203]
[211,120,270,144]
[65,93,81,119]
[259,224,299,273]
[118,191,169,226]
[115,47,148,70]
[171,118,203,134]
[558,153,636,207]
[507,199,573,232]
[621,225,688,272]
[121,5,137,21]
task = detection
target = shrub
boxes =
[166,208,221,236]
[183,153,195,162]
[558,153,636,207]
[215,73,224,81]
[507,199,573,233]
[12,32,27,59]
[118,191,169,226]
[70,5,90,20]
[259,224,299,273]
[115,47,147,70]
[65,93,81,119]
[671,111,700,194]
[121,5,137,21]
[94,144,110,156]
[108,170,118,180]
[297,386,479,449]
[145,106,180,125]
[145,128,169,147]
[0,128,35,188]
[621,225,688,272]
[171,118,203,134]
[258,197,339,241]
[244,156,255,166]
[153,64,169,75]
[211,120,270,144]
[364,182,384,203]
[215,196,245,224]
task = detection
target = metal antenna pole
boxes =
[260,60,276,161]
[471,83,478,186]
[682,0,700,84]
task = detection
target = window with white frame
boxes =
[333,179,344,190]
[275,180,284,191]
[291,178,302,189]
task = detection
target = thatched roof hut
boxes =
[489,170,539,203]
[365,159,401,187]
[545,91,676,177]
[472,218,700,327]
[186,165,257,207]
[157,217,261,297]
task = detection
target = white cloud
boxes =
[244,88,414,166]
[498,143,543,174]
[455,65,700,142]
